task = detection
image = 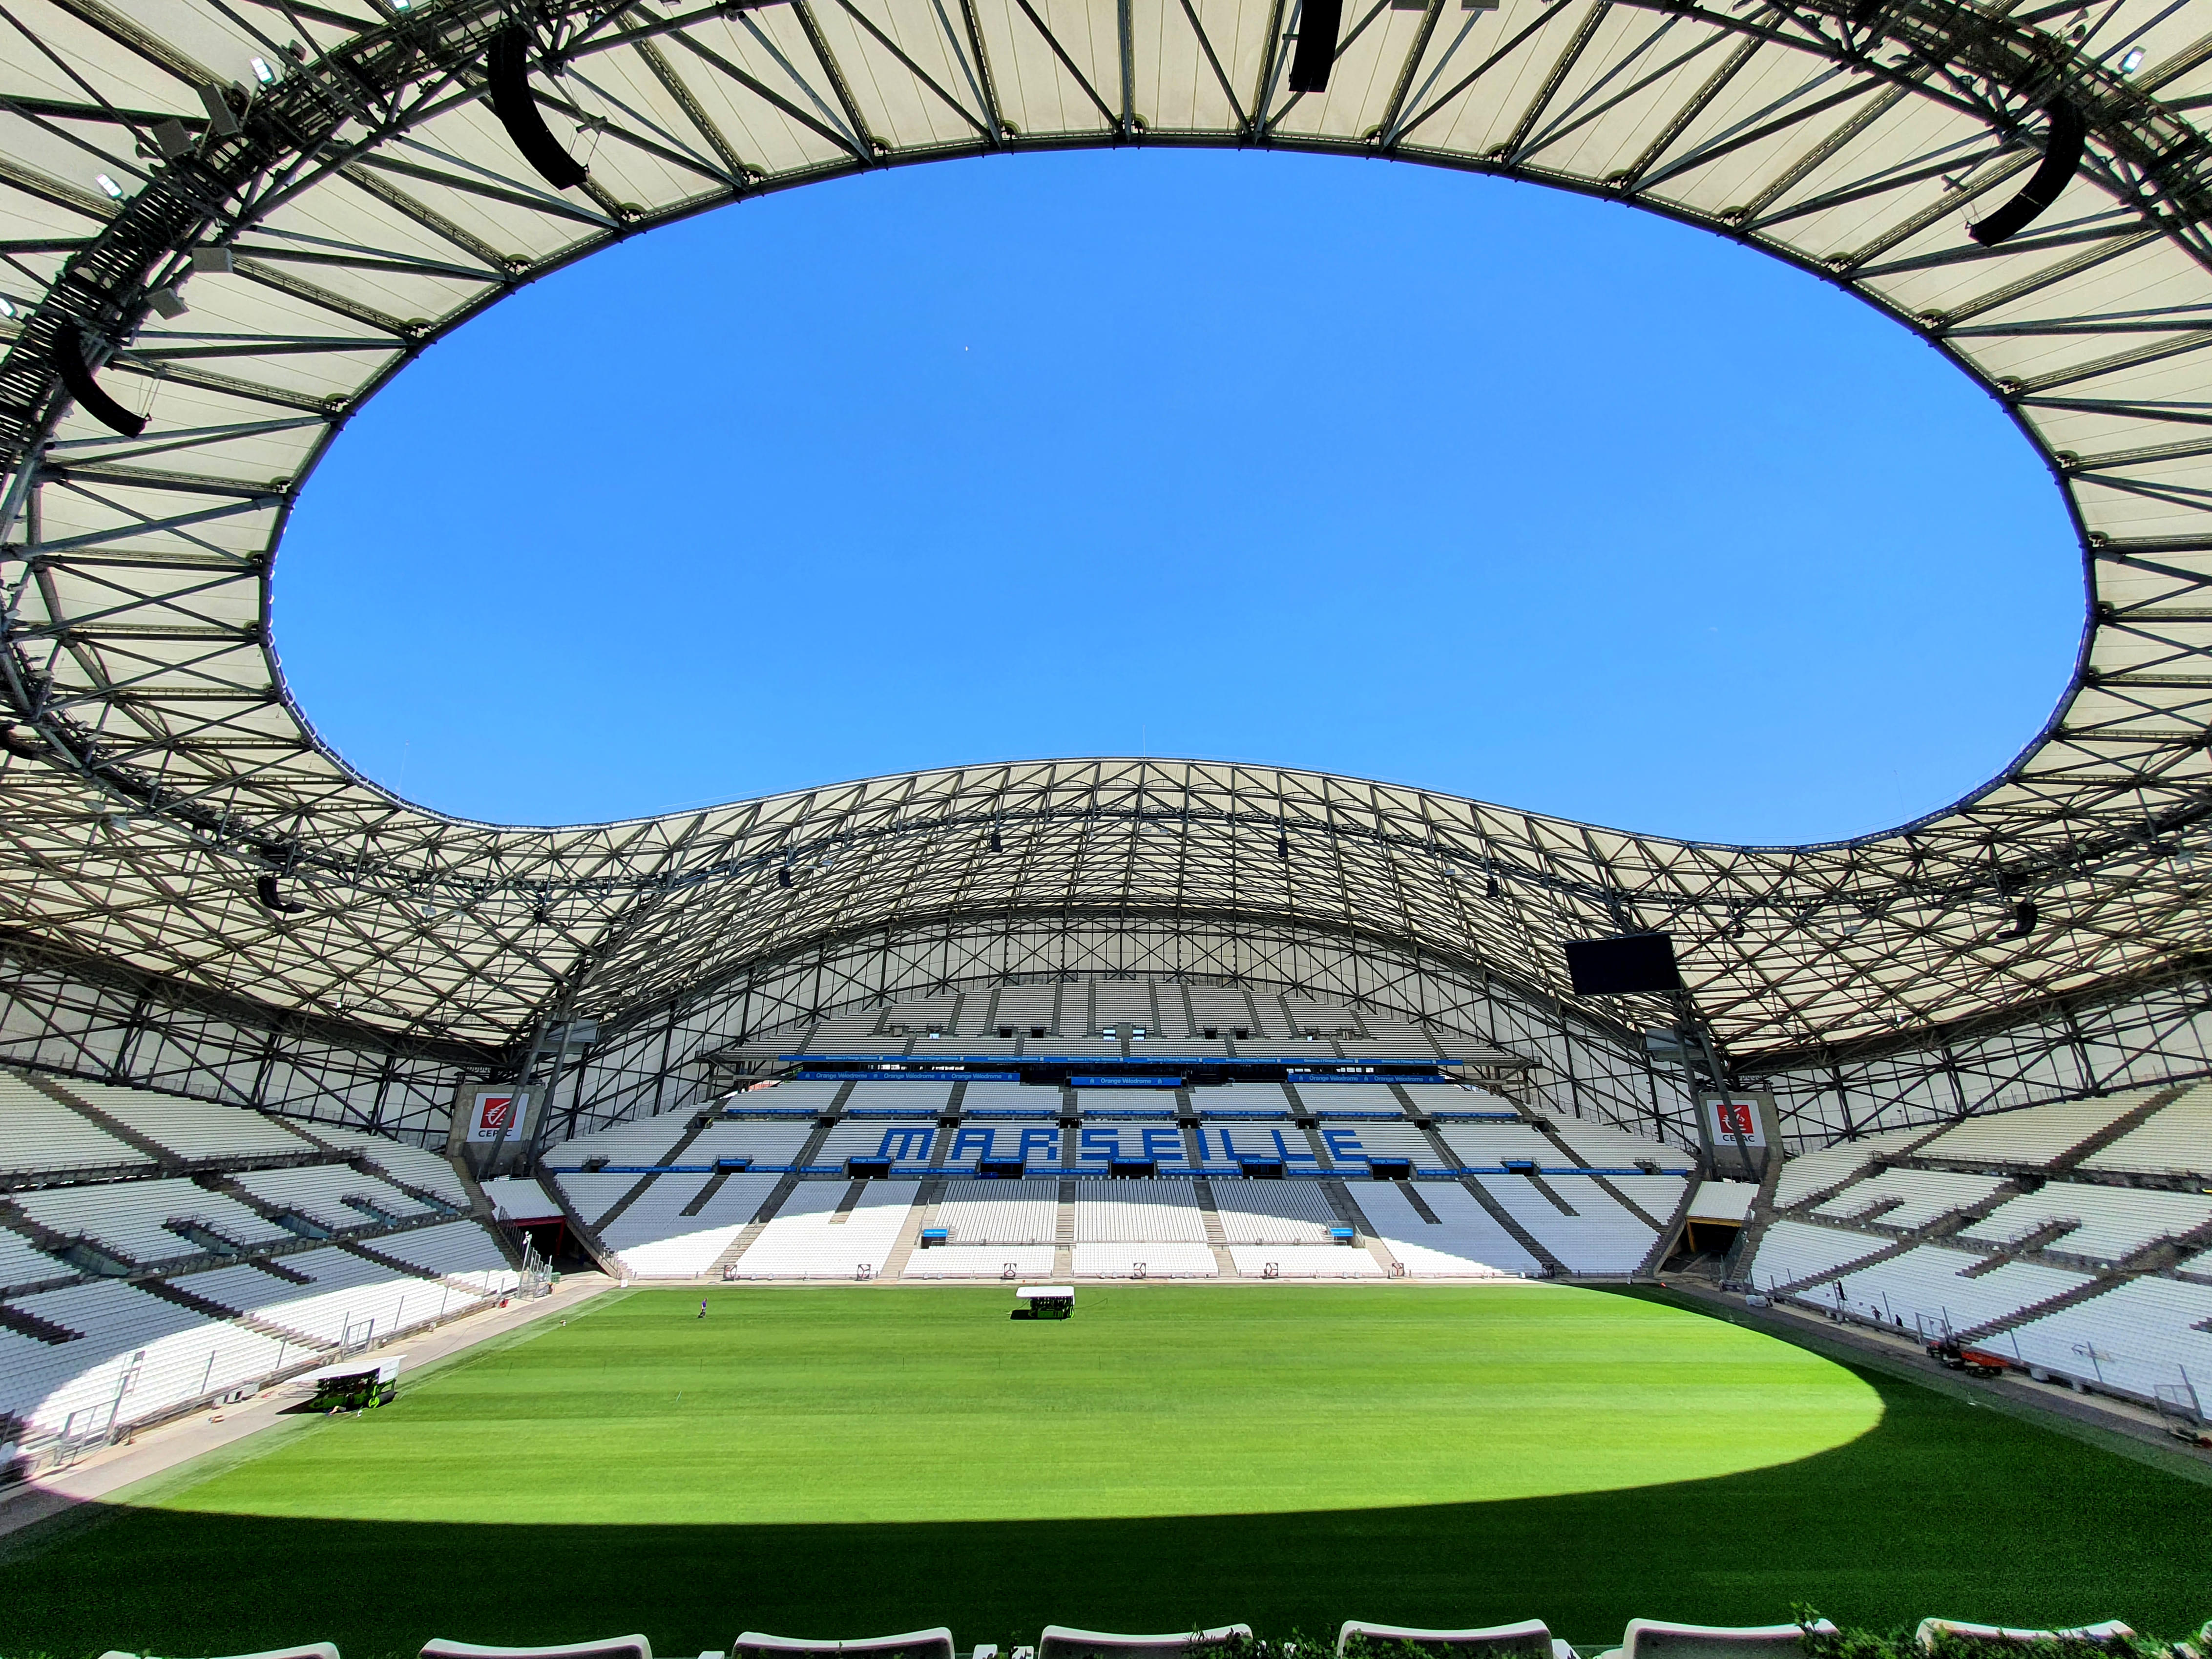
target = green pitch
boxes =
[2,1285,2206,1659]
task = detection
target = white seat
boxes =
[1337,1619,1573,1659]
[1598,1620,1834,1659]
[101,1646,338,1659]
[1038,1627,1250,1659]
[735,1630,954,1659]
[423,1638,649,1659]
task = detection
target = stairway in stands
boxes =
[1190,1179,1239,1278]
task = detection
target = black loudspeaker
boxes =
[485,28,588,189]
[1287,0,1344,93]
[1971,100,2083,247]
[1564,931,1682,997]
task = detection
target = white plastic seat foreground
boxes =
[1596,1620,1836,1659]
[1916,1623,2136,1650]
[735,1629,955,1659]
[1038,1625,1252,1659]
[1337,1618,1574,1659]
[100,1646,339,1659]
[423,1638,651,1659]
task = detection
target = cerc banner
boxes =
[1704,1095,1767,1148]
[467,1088,529,1143]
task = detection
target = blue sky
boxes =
[274,147,2082,846]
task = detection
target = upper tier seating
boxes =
[2079,1083,2212,1179]
[18,1176,297,1265]
[1960,1183,2212,1264]
[1810,1169,2010,1231]
[62,1080,318,1162]
[539,1111,697,1169]
[688,1119,818,1167]
[1912,1093,2159,1166]
[1437,1124,1561,1165]
[1769,1127,1929,1208]
[837,1081,956,1114]
[233,1165,442,1230]
[818,1120,941,1171]
[1315,1122,1439,1167]
[0,1071,151,1179]
[1548,1122,1697,1174]
[312,1128,470,1207]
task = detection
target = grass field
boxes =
[1,1284,2206,1659]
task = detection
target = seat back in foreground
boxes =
[1038,1626,1252,1659]
[423,1638,652,1659]
[735,1629,956,1659]
[1613,1621,1834,1659]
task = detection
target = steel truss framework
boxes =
[1,0,2211,1147]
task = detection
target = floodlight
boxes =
[95,173,123,199]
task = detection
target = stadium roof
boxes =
[1,0,2209,1071]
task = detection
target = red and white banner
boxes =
[1705,1097,1766,1147]
[466,1089,527,1143]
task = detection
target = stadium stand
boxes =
[0,1075,521,1472]
[601,1174,782,1278]
[1811,1170,2012,1231]
[1210,1182,1338,1243]
[933,1179,1061,1244]
[728,1181,918,1279]
[1227,1244,1384,1279]
[1743,1090,2212,1408]
[1358,1182,1545,1278]
[2078,1083,2212,1178]
[1473,1176,1657,1275]
[901,1244,1058,1280]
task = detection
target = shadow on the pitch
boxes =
[0,1347,2206,1659]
